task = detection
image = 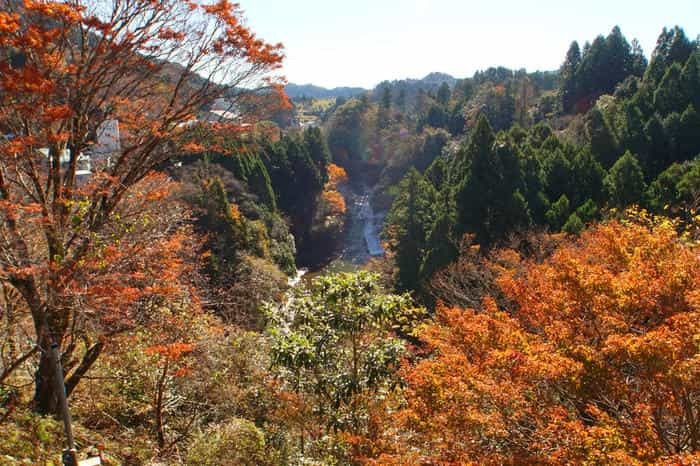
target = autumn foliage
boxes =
[363,217,700,465]
[0,0,285,414]
[319,163,348,217]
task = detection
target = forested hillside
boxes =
[0,2,699,465]
[321,25,700,300]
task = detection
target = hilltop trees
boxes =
[560,41,582,113]
[0,0,285,414]
[560,26,647,113]
[646,26,697,85]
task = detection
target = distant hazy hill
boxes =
[416,72,458,87]
[286,73,459,101]
[285,83,366,100]
[370,72,459,105]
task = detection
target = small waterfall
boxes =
[287,268,308,288]
[359,194,384,257]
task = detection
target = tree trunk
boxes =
[34,340,59,415]
[11,278,63,416]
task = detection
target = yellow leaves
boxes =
[229,202,242,221]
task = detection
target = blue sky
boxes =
[240,0,699,89]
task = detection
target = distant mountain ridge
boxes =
[285,83,366,100]
[400,72,458,87]
[286,72,459,100]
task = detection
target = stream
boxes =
[288,183,385,286]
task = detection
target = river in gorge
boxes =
[289,183,385,286]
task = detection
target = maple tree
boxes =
[363,215,700,465]
[0,0,285,414]
[319,163,348,217]
[146,342,195,452]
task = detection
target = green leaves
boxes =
[266,272,422,433]
[604,151,646,208]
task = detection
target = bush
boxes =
[186,418,266,466]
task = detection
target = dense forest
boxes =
[0,1,699,465]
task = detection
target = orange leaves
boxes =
[182,142,205,153]
[201,0,284,67]
[372,301,583,464]
[229,202,242,221]
[43,104,72,122]
[319,163,348,218]
[1,64,54,94]
[364,218,700,464]
[157,27,186,42]
[23,0,84,23]
[0,12,20,34]
[146,342,195,362]
[321,189,346,216]
[499,220,699,345]
[327,163,348,186]
[0,0,285,406]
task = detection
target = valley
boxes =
[0,2,699,465]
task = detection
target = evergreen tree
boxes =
[303,126,330,185]
[562,212,585,234]
[645,26,696,85]
[521,149,549,224]
[654,63,686,116]
[577,35,607,105]
[679,105,700,161]
[456,115,530,245]
[574,198,599,223]
[415,129,449,172]
[587,107,620,168]
[604,151,647,207]
[545,194,571,230]
[681,52,700,110]
[437,82,451,106]
[619,102,650,166]
[544,147,574,202]
[602,26,637,91]
[643,114,671,178]
[571,147,605,206]
[447,103,467,135]
[646,159,700,215]
[563,27,644,113]
[381,84,392,110]
[663,111,683,163]
[420,190,458,283]
[630,38,649,77]
[426,104,447,129]
[676,159,700,210]
[646,162,686,212]
[386,169,438,292]
[425,155,449,190]
[396,86,407,111]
